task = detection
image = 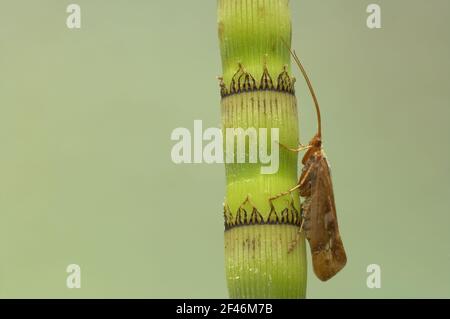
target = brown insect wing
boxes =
[303,152,347,281]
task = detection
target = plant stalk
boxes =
[218,0,307,298]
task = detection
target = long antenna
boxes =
[282,39,322,138]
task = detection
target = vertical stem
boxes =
[218,0,307,298]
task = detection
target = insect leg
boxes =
[278,142,311,153]
[268,183,301,207]
[288,202,309,253]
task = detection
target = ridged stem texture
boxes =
[218,0,307,298]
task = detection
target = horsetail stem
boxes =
[218,0,307,298]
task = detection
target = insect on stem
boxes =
[279,38,347,281]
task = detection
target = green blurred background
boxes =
[0,0,449,298]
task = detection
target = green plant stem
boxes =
[218,0,307,298]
